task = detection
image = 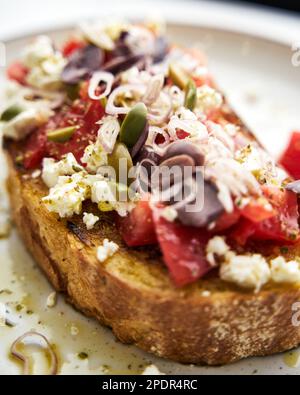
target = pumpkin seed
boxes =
[120,103,147,148]
[169,63,188,90]
[1,105,23,122]
[47,125,80,143]
[184,79,197,111]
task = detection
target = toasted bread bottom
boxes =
[5,151,300,365]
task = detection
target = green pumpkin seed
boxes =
[120,103,147,148]
[184,79,197,111]
[169,63,189,90]
[1,105,23,122]
[108,142,133,183]
[47,125,80,143]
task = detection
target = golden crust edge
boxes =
[5,152,300,366]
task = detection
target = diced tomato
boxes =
[153,210,212,287]
[24,98,105,169]
[46,100,105,163]
[62,39,85,57]
[280,131,300,179]
[176,129,190,139]
[118,199,157,247]
[240,200,276,223]
[23,129,47,169]
[212,209,241,233]
[231,187,300,245]
[7,62,28,85]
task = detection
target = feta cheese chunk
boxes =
[2,107,53,140]
[46,292,57,308]
[42,154,83,188]
[23,36,67,90]
[97,239,119,263]
[270,257,300,284]
[83,212,99,230]
[206,236,230,266]
[220,254,271,292]
[42,173,89,218]
[81,142,108,173]
[196,85,223,113]
[142,364,165,375]
[23,36,55,68]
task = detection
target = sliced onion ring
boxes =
[106,84,145,116]
[147,126,171,155]
[11,331,58,375]
[88,71,114,100]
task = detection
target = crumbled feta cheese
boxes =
[2,107,53,140]
[46,292,57,308]
[206,236,230,266]
[220,254,271,292]
[142,364,165,375]
[270,257,300,284]
[31,169,41,179]
[80,20,127,51]
[23,36,55,68]
[201,290,211,297]
[91,180,116,204]
[23,36,66,90]
[97,239,119,263]
[83,212,99,230]
[161,206,178,222]
[196,85,223,113]
[42,154,83,188]
[81,142,108,173]
[42,173,89,218]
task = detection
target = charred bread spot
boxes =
[67,221,91,246]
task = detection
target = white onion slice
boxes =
[88,71,114,100]
[147,91,172,125]
[125,26,155,56]
[11,331,58,375]
[142,73,164,106]
[97,116,120,154]
[147,126,171,155]
[106,84,145,115]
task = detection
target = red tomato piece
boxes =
[280,131,300,179]
[231,187,299,245]
[118,199,157,247]
[7,62,29,85]
[62,39,85,57]
[153,210,212,287]
[212,209,241,233]
[241,200,276,223]
[24,99,105,169]
[23,129,47,169]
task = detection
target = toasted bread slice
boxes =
[5,145,300,365]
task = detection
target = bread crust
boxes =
[5,150,300,365]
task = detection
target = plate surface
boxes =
[1,20,300,375]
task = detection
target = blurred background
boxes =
[0,0,299,42]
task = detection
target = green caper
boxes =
[108,142,133,183]
[169,63,189,90]
[184,79,197,111]
[120,103,147,148]
[1,105,23,122]
[47,125,80,143]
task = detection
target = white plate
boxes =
[1,19,300,376]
